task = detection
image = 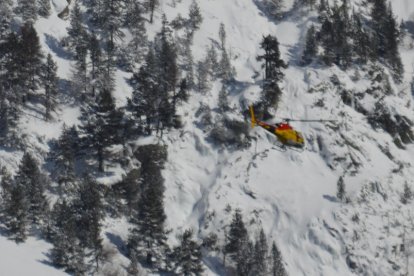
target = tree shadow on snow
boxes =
[44,34,72,60]
[106,232,128,256]
[403,21,414,38]
[323,194,338,203]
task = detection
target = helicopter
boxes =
[249,105,335,149]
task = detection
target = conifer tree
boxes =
[257,35,287,118]
[225,209,249,263]
[50,125,79,195]
[146,0,159,23]
[261,0,284,19]
[122,169,141,214]
[125,0,148,66]
[401,182,413,204]
[219,23,226,51]
[351,12,370,64]
[98,0,125,55]
[302,25,317,65]
[20,23,44,93]
[3,181,29,242]
[0,0,12,40]
[172,229,204,275]
[17,0,38,23]
[195,60,210,94]
[218,85,230,113]
[188,1,203,32]
[67,2,88,61]
[217,24,234,81]
[271,242,287,276]
[337,176,346,202]
[38,0,51,17]
[206,44,219,79]
[320,18,335,66]
[14,152,49,224]
[80,89,122,172]
[50,200,78,267]
[252,228,268,275]
[129,48,159,135]
[73,176,103,268]
[128,145,168,269]
[89,33,105,98]
[41,54,59,120]
[155,16,179,131]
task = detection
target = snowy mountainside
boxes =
[1,0,414,275]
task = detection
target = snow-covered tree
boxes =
[79,88,123,172]
[38,0,51,17]
[17,0,38,23]
[270,241,287,276]
[14,152,49,224]
[128,145,168,269]
[49,125,79,195]
[337,176,346,202]
[41,54,59,120]
[302,25,317,65]
[171,229,204,275]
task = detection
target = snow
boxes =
[2,0,414,275]
[0,236,68,276]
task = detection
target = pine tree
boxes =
[261,0,284,19]
[0,0,12,40]
[351,12,370,64]
[80,89,123,172]
[128,145,168,269]
[172,229,204,275]
[225,209,249,263]
[41,54,59,120]
[125,0,148,66]
[38,0,51,17]
[17,0,38,23]
[252,228,268,275]
[218,22,225,49]
[98,0,125,54]
[320,18,336,66]
[49,199,87,274]
[155,16,179,132]
[195,60,210,94]
[302,25,317,65]
[89,33,104,98]
[257,35,287,118]
[206,44,219,79]
[129,48,159,135]
[122,169,141,215]
[401,182,413,204]
[271,242,287,276]
[67,2,88,60]
[20,23,44,93]
[146,0,159,23]
[73,176,103,267]
[3,181,29,242]
[0,168,26,241]
[337,176,345,202]
[49,125,79,195]
[15,152,49,224]
[217,24,234,81]
[218,85,230,113]
[188,1,203,32]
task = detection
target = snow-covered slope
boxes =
[1,0,414,275]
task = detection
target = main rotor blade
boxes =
[281,118,337,123]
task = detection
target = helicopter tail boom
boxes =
[249,105,257,128]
